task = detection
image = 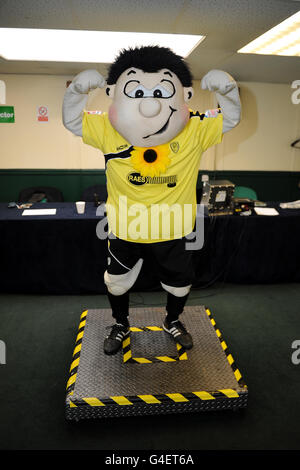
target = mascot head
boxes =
[105,45,194,148]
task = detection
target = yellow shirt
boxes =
[82,109,223,243]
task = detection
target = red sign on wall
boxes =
[37,106,49,122]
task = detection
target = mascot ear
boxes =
[106,84,115,99]
[184,87,194,102]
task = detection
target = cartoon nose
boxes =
[139,98,161,118]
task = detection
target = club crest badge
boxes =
[170,141,179,153]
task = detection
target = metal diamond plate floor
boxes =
[66,306,248,420]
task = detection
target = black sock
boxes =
[107,291,130,327]
[165,292,189,323]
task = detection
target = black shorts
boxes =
[107,236,195,287]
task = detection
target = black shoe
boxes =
[163,319,193,350]
[104,323,130,355]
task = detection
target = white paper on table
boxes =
[254,207,279,216]
[280,200,300,209]
[22,209,57,216]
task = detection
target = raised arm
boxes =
[201,69,241,133]
[62,69,106,137]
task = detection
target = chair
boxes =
[18,186,64,203]
[234,186,258,200]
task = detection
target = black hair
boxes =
[106,45,193,86]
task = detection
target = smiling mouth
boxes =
[143,107,176,139]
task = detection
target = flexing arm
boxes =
[62,69,106,137]
[201,69,241,133]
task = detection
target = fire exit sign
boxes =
[0,106,15,123]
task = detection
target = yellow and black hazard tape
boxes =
[68,388,242,408]
[66,310,88,396]
[205,308,247,390]
[66,308,247,408]
[122,326,188,364]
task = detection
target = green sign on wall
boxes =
[0,106,15,123]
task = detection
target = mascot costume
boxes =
[62,45,241,356]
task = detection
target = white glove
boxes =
[201,69,237,95]
[201,69,241,133]
[62,70,106,137]
[71,69,106,94]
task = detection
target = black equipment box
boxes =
[201,179,235,216]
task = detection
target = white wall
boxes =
[0,73,299,171]
[214,81,300,171]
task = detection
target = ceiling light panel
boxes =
[238,11,300,56]
[0,28,205,62]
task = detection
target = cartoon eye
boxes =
[124,80,175,99]
[135,89,144,98]
[152,82,175,98]
[124,82,147,98]
[153,89,162,98]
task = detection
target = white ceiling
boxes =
[0,0,299,83]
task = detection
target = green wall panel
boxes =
[0,169,299,203]
[0,169,106,202]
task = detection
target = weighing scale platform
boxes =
[65,306,248,420]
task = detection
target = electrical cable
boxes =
[190,213,248,301]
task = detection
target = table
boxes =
[0,202,299,294]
